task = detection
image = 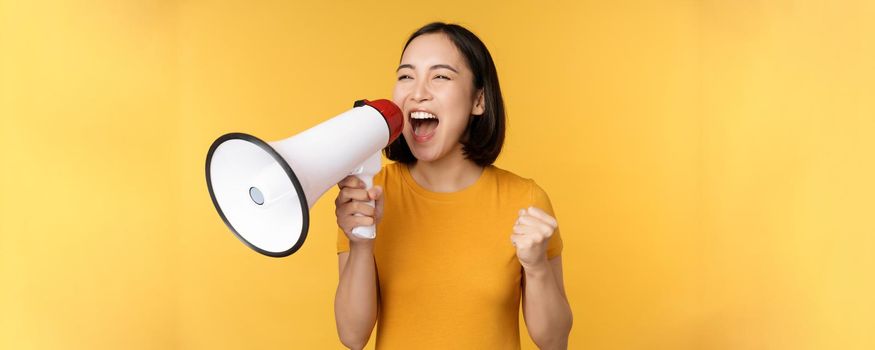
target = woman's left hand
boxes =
[511,206,558,270]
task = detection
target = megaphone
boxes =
[205,99,403,257]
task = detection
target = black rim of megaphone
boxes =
[205,132,310,258]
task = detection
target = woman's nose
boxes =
[410,78,431,102]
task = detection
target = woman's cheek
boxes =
[443,116,467,143]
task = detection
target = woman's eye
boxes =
[434,75,450,80]
[397,75,412,81]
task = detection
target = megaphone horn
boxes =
[206,99,403,257]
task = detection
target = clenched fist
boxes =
[510,206,558,270]
[335,175,384,246]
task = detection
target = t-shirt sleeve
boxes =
[531,180,563,259]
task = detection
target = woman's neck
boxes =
[408,145,485,193]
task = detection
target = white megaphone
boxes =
[206,99,403,257]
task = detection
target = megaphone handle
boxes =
[350,174,377,239]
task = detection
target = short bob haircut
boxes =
[384,22,506,167]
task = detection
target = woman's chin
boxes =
[411,150,438,162]
[409,143,442,163]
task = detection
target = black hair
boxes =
[384,22,506,167]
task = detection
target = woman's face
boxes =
[393,33,484,163]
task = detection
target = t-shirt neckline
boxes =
[399,163,493,201]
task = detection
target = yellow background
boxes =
[2,0,873,349]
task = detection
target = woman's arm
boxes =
[522,255,573,349]
[335,242,379,350]
[333,176,384,350]
[512,206,573,349]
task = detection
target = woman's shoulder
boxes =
[377,162,404,179]
[489,164,525,181]
[490,166,556,215]
[374,162,405,186]
[488,165,544,194]
[381,161,404,173]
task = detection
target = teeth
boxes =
[410,111,438,120]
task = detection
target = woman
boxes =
[334,22,572,350]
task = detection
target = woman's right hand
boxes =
[335,175,384,245]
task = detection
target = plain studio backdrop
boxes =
[1,0,873,349]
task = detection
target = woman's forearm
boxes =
[522,261,573,349]
[334,242,379,350]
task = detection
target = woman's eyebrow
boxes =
[396,64,459,73]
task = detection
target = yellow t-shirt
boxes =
[337,162,563,349]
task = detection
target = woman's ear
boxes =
[471,89,485,116]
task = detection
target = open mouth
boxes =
[410,111,440,140]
